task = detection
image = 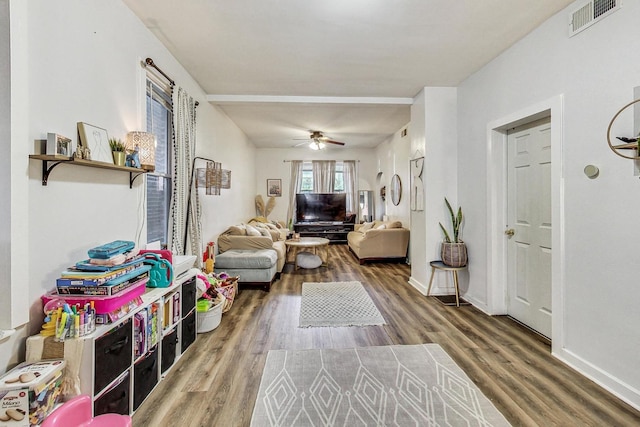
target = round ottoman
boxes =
[296,251,323,269]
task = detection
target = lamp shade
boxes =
[126,131,156,171]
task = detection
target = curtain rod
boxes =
[282,160,359,162]
[145,58,199,107]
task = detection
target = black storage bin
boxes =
[181,310,196,353]
[94,371,130,416]
[133,348,158,410]
[181,276,196,316]
[161,328,178,374]
[94,318,132,394]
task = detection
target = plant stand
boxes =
[426,260,468,307]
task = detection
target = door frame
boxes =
[485,94,565,351]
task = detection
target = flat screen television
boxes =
[296,193,346,223]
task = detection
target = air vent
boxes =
[569,0,621,36]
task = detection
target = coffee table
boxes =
[285,237,330,269]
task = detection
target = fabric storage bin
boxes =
[133,349,158,410]
[94,318,132,394]
[181,310,196,353]
[181,276,196,316]
[161,328,178,374]
[94,371,130,416]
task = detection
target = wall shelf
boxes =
[29,155,147,187]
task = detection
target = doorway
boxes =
[485,95,564,350]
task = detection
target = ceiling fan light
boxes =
[309,141,325,150]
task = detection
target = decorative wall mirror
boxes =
[390,174,402,206]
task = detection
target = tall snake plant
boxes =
[439,198,463,243]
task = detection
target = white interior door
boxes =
[506,118,552,338]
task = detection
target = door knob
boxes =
[504,228,515,237]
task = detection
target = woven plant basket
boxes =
[441,242,468,267]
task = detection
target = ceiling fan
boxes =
[293,131,346,150]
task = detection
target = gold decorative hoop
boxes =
[607,98,640,160]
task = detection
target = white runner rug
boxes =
[299,281,386,327]
[251,344,511,426]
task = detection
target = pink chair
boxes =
[41,394,132,427]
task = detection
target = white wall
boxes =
[375,128,411,228]
[254,148,378,224]
[0,0,255,372]
[458,1,640,408]
[409,87,458,294]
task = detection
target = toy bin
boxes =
[42,279,147,314]
[196,297,224,333]
[0,359,66,427]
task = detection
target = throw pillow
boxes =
[375,223,387,230]
[360,222,374,232]
[387,221,403,229]
[227,225,246,235]
[245,224,261,236]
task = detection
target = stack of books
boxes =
[52,241,151,323]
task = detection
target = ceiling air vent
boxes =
[569,0,620,36]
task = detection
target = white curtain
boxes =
[286,161,304,228]
[343,160,357,217]
[169,87,198,258]
[312,160,335,193]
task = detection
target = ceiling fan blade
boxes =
[324,139,345,146]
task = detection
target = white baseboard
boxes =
[408,276,427,294]
[462,295,490,315]
[553,347,640,412]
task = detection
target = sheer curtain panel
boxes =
[287,161,304,228]
[312,161,336,193]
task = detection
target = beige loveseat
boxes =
[347,220,410,264]
[217,221,287,273]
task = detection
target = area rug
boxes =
[299,281,386,327]
[250,344,511,426]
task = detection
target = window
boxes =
[146,78,173,247]
[299,161,344,192]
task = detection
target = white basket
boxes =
[197,299,224,333]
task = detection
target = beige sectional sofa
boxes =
[217,221,287,273]
[347,220,410,264]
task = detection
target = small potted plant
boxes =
[109,138,127,166]
[439,197,468,267]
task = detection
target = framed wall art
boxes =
[267,179,282,197]
[77,122,112,163]
[410,157,425,211]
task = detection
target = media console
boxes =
[293,222,355,244]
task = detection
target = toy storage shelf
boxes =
[29,155,147,187]
[77,270,197,417]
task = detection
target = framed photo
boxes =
[77,122,112,164]
[267,179,282,197]
[46,133,72,158]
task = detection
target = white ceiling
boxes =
[123,0,574,149]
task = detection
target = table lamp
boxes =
[126,131,156,171]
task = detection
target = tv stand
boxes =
[294,222,355,244]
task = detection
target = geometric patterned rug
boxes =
[299,281,386,328]
[250,344,511,426]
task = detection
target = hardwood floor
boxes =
[133,244,640,426]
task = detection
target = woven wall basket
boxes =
[441,242,468,267]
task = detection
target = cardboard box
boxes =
[0,360,66,426]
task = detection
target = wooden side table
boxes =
[426,260,467,307]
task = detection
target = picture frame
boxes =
[77,122,113,164]
[46,133,72,158]
[267,179,282,197]
[410,157,425,211]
